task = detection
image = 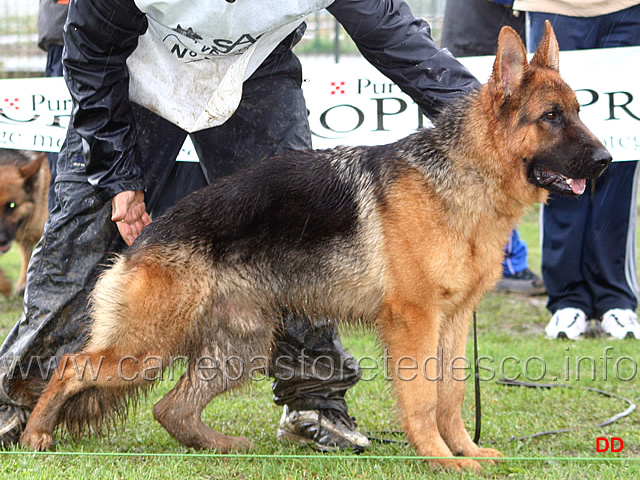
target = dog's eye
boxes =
[544,112,557,121]
[6,202,16,211]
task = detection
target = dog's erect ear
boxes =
[19,155,42,180]
[489,26,528,105]
[530,20,560,72]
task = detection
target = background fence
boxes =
[0,0,447,78]
[0,0,40,77]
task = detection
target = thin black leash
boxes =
[472,310,481,444]
[366,310,636,446]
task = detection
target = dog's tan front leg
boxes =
[379,303,481,473]
[16,242,35,295]
[0,268,11,296]
[436,312,502,464]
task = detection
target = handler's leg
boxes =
[271,315,366,451]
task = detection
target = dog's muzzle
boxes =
[529,146,612,197]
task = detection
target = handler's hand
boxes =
[111,190,152,246]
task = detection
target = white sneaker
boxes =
[545,308,587,339]
[601,309,640,339]
[276,406,370,452]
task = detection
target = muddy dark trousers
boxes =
[0,47,360,418]
[271,315,361,412]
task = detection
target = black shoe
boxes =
[276,406,370,452]
[495,268,546,296]
[0,404,29,447]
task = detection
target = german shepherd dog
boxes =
[20,24,610,471]
[0,150,50,296]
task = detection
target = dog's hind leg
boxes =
[152,357,252,452]
[153,312,274,452]
[436,311,502,463]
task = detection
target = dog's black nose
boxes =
[593,147,612,169]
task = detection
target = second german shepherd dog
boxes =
[0,150,50,296]
[21,23,610,471]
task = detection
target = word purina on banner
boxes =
[1,46,639,161]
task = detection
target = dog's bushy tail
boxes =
[59,384,148,439]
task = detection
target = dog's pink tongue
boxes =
[571,178,586,195]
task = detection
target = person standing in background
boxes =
[512,0,640,339]
[37,0,68,207]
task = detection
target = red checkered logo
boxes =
[2,97,20,111]
[330,81,345,95]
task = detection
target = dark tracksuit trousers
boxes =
[0,37,360,414]
[529,6,640,318]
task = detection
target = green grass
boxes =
[0,204,639,479]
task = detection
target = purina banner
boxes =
[304,47,640,159]
[1,46,639,161]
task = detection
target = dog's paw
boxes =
[430,457,481,473]
[473,447,503,464]
[19,429,53,451]
[218,435,252,453]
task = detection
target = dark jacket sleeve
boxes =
[328,0,481,118]
[63,0,148,198]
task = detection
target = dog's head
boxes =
[487,21,611,197]
[0,151,44,253]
